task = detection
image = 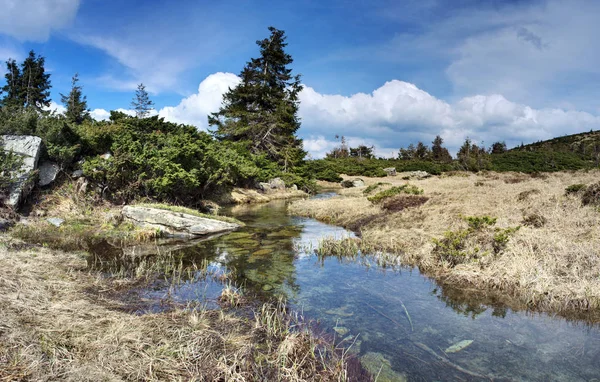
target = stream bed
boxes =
[93,198,600,381]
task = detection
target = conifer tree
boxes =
[209,26,305,171]
[0,59,23,108]
[60,73,90,124]
[431,135,452,162]
[20,50,51,111]
[131,83,154,118]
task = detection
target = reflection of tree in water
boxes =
[431,285,508,319]
[215,202,304,297]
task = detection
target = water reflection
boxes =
[89,198,600,381]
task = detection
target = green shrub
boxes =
[432,215,519,267]
[565,183,587,195]
[367,184,423,203]
[315,168,343,183]
[464,215,497,230]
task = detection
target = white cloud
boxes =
[45,101,66,115]
[158,72,240,129]
[90,108,157,121]
[0,0,80,41]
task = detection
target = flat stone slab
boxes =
[38,161,60,187]
[122,206,240,238]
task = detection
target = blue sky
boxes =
[2,0,600,157]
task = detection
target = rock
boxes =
[333,326,349,336]
[122,205,240,238]
[445,339,473,354]
[340,178,365,188]
[290,184,298,191]
[269,177,286,190]
[38,161,60,187]
[257,177,287,193]
[72,169,84,178]
[46,218,64,227]
[1,135,42,208]
[100,152,112,160]
[383,167,397,176]
[408,170,431,180]
[360,352,407,382]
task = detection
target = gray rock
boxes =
[72,169,84,178]
[408,171,431,179]
[352,178,365,187]
[290,184,298,191]
[100,152,112,160]
[1,135,42,208]
[38,161,60,187]
[258,182,271,192]
[383,167,397,176]
[122,206,240,238]
[46,218,64,227]
[269,177,286,190]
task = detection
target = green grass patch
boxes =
[367,184,423,203]
[363,182,391,195]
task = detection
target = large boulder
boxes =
[258,177,286,193]
[1,135,42,208]
[122,206,240,238]
[341,178,365,188]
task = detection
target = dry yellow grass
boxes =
[0,235,349,381]
[289,171,600,313]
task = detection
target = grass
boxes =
[289,171,600,314]
[136,202,244,225]
[0,234,351,381]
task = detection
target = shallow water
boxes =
[96,198,600,381]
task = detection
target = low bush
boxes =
[565,183,587,195]
[581,182,600,206]
[517,189,541,201]
[367,184,423,203]
[381,195,429,212]
[432,215,520,267]
[522,213,547,228]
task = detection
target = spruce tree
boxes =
[60,73,90,124]
[0,59,23,108]
[131,83,154,118]
[20,50,51,111]
[209,26,305,171]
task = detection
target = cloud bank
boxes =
[150,72,600,158]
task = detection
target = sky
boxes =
[2,0,600,158]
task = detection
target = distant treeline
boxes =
[309,133,599,181]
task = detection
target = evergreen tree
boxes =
[209,26,305,171]
[350,145,375,159]
[0,59,23,108]
[20,50,51,111]
[60,73,90,124]
[415,141,430,159]
[431,135,452,162]
[399,143,416,160]
[131,83,154,118]
[490,141,507,154]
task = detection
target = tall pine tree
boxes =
[60,73,90,124]
[20,50,51,111]
[131,83,154,118]
[0,59,23,108]
[209,26,305,171]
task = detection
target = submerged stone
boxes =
[445,339,474,354]
[333,326,349,336]
[360,352,407,382]
[262,284,273,291]
[325,306,355,317]
[252,248,273,257]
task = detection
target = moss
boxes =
[362,182,391,195]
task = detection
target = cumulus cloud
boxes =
[0,0,80,41]
[158,72,240,129]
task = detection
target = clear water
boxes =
[95,198,600,381]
